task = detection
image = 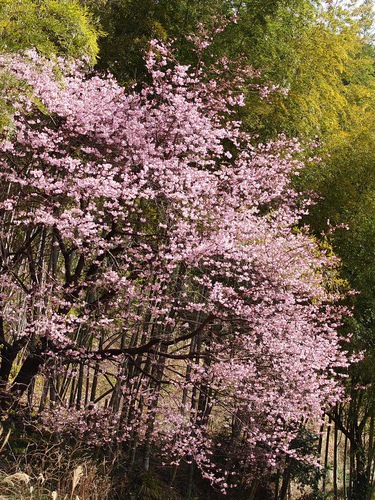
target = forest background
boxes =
[0,0,374,499]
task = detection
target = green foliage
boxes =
[0,0,99,63]
[240,0,375,139]
[80,0,300,84]
[305,126,375,347]
[81,0,225,82]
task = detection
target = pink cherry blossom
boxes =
[0,40,350,490]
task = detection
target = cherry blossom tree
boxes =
[0,39,349,490]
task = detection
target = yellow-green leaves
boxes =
[0,0,99,63]
[242,1,375,140]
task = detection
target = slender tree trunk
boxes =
[366,411,375,500]
[38,377,49,412]
[186,461,194,500]
[279,463,291,500]
[322,417,331,498]
[75,362,85,410]
[274,470,280,500]
[333,414,338,499]
[343,433,348,499]
[349,436,354,499]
